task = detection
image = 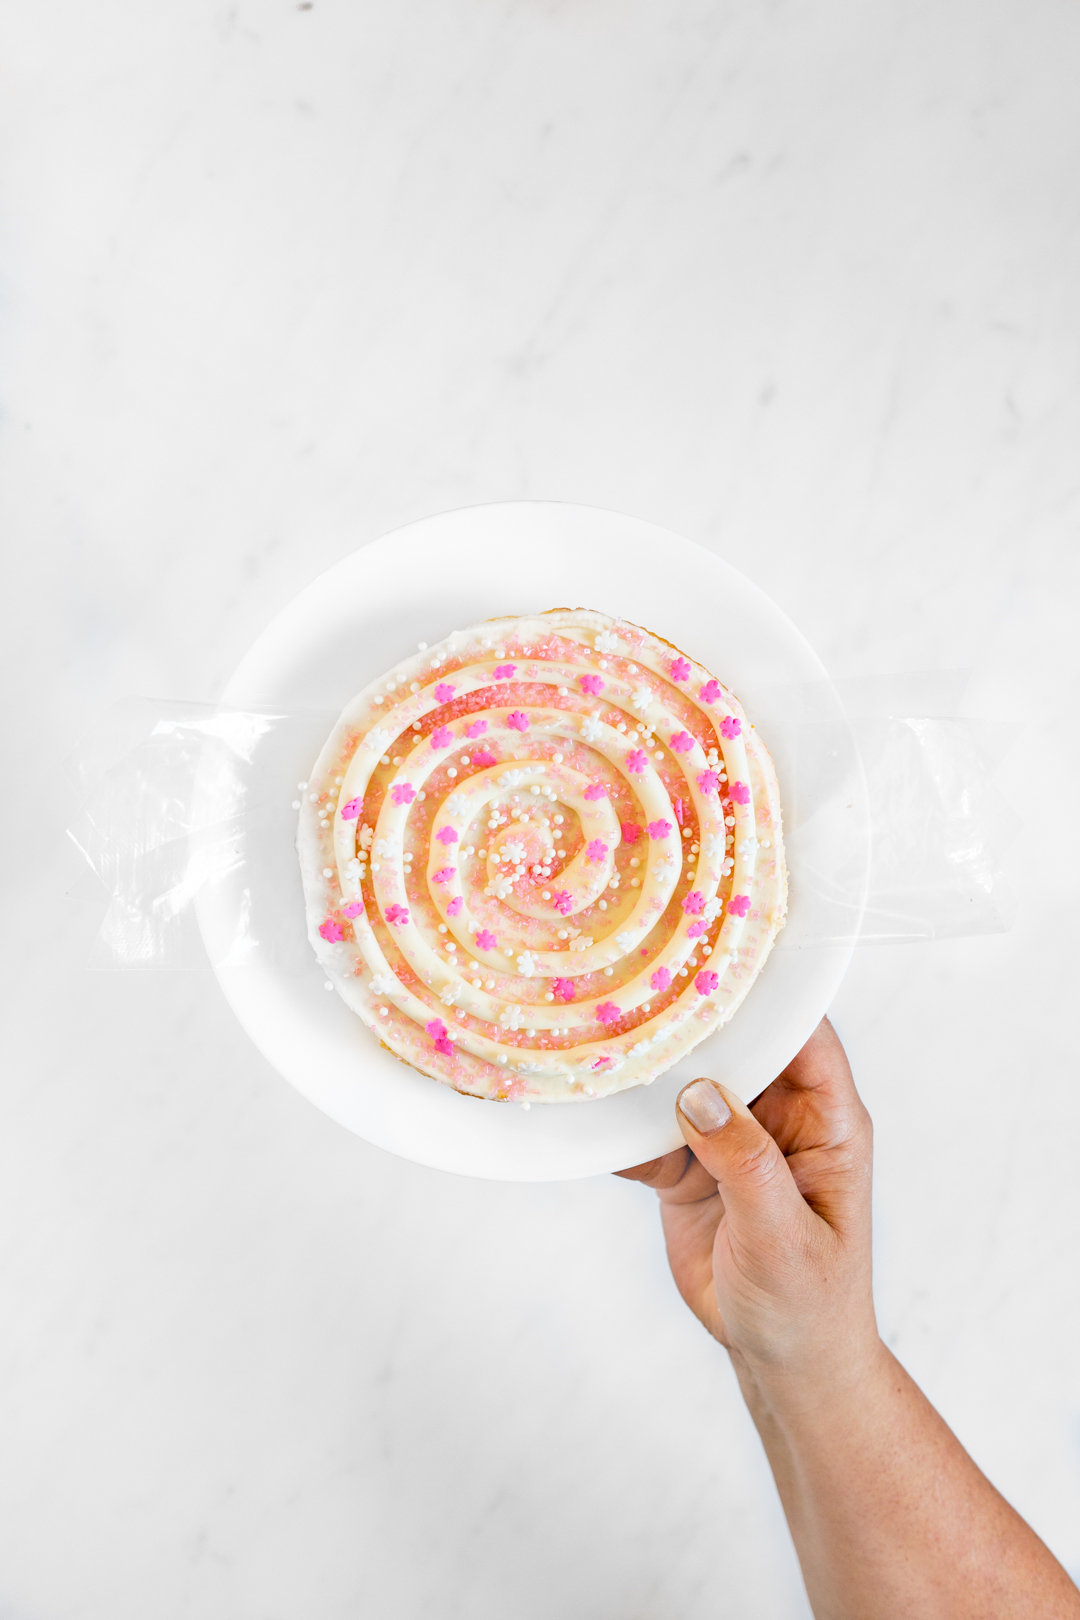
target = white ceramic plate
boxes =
[207,503,868,1181]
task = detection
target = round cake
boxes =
[298,609,787,1104]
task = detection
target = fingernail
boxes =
[678,1079,732,1136]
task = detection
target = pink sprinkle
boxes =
[647,819,673,840]
[595,1001,620,1025]
[669,657,691,683]
[686,920,705,938]
[446,897,463,917]
[579,674,604,696]
[700,680,721,704]
[430,726,453,749]
[552,977,575,1001]
[551,890,573,914]
[592,1054,614,1071]
[696,770,720,795]
[434,1035,454,1056]
[728,893,751,917]
[620,821,642,844]
[626,748,648,774]
[695,970,719,995]
[342,901,364,919]
[683,890,705,915]
[436,826,458,845]
[470,749,497,767]
[730,780,750,804]
[465,720,488,738]
[720,715,742,739]
[669,730,694,754]
[426,1018,447,1038]
[493,664,516,679]
[585,840,608,862]
[584,782,607,801]
[390,783,416,806]
[340,797,363,820]
[476,929,497,950]
[506,710,529,732]
[319,919,344,943]
[674,798,685,825]
[385,904,409,925]
[650,967,671,992]
[432,866,455,885]
[434,683,456,703]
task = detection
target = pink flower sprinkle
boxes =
[342,901,364,919]
[647,819,673,840]
[436,826,458,845]
[579,674,604,696]
[446,896,463,918]
[669,657,691,683]
[390,783,416,806]
[432,866,455,885]
[650,967,672,992]
[506,710,529,732]
[551,890,573,915]
[727,893,751,918]
[585,840,608,863]
[552,977,576,1001]
[700,680,721,704]
[433,1035,454,1056]
[465,720,488,738]
[720,715,742,739]
[340,797,363,820]
[686,920,705,938]
[493,664,516,679]
[319,919,344,943]
[683,891,705,914]
[430,726,453,749]
[620,820,642,844]
[476,929,497,950]
[385,904,409,926]
[595,1001,621,1025]
[696,770,720,795]
[669,730,694,754]
[695,970,719,996]
[470,749,497,767]
[426,1018,447,1038]
[584,782,607,801]
[626,748,648,774]
[434,683,456,703]
[730,780,750,804]
[592,1054,614,1071]
[674,798,685,825]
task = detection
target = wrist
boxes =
[730,1328,891,1430]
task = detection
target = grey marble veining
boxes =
[2,1,1079,1614]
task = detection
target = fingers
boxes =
[751,1018,871,1156]
[677,1077,814,1253]
[615,1145,728,1204]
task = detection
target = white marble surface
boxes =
[3,1,1080,1613]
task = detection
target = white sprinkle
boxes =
[418,641,428,650]
[324,982,333,991]
[309,792,318,802]
[292,800,301,809]
[374,696,384,704]
[322,867,333,877]
[553,753,564,764]
[298,781,308,789]
[604,967,613,976]
[447,768,458,778]
[410,682,420,693]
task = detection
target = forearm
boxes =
[735,1340,1080,1620]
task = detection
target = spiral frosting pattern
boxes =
[299,610,786,1104]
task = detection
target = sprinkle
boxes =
[595,1001,621,1025]
[626,748,648,774]
[585,840,608,862]
[342,901,364,919]
[506,711,530,732]
[686,920,706,938]
[730,780,750,804]
[469,749,497,768]
[466,720,488,738]
[426,1018,447,1038]
[669,657,691,682]
[727,893,751,917]
[322,867,333,877]
[493,664,516,679]
[385,904,410,925]
[434,683,456,703]
[551,890,573,914]
[650,967,672,992]
[476,929,497,950]
[630,686,653,713]
[683,891,705,915]
[647,819,673,840]
[436,826,458,845]
[620,821,642,846]
[595,630,619,653]
[579,674,604,696]
[446,897,463,918]
[700,680,721,704]
[669,731,694,754]
[430,726,453,749]
[319,919,344,942]
[583,782,608,803]
[720,715,742,738]
[340,797,363,820]
[432,866,455,885]
[390,783,416,806]
[696,770,720,795]
[695,970,719,995]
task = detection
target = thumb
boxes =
[676,1077,810,1248]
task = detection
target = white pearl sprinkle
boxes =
[322,867,332,877]
[324,982,334,991]
[292,800,301,809]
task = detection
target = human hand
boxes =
[617,1019,879,1389]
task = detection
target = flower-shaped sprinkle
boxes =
[439,983,461,1007]
[552,977,575,1001]
[430,726,453,749]
[436,826,458,845]
[669,657,691,682]
[475,929,497,950]
[626,748,648,774]
[583,782,607,801]
[686,920,706,938]
[683,890,705,915]
[385,904,410,926]
[390,783,416,806]
[727,894,751,917]
[551,890,573,915]
[695,971,719,995]
[585,840,608,863]
[517,951,538,977]
[446,896,463,918]
[630,686,653,713]
[500,841,526,864]
[579,674,604,696]
[506,710,529,732]
[647,819,673,840]
[616,931,636,952]
[696,770,720,795]
[699,680,721,704]
[369,973,395,996]
[319,918,344,943]
[581,712,604,742]
[594,630,619,653]
[426,1018,447,1037]
[595,1001,620,1025]
[432,866,455,885]
[465,719,488,738]
[470,749,497,767]
[342,901,364,919]
[730,780,750,805]
[650,967,672,992]
[620,820,641,844]
[434,683,456,703]
[359,825,374,850]
[340,797,363,820]
[702,897,723,922]
[720,715,742,739]
[669,730,694,754]
[367,727,391,755]
[500,1005,524,1030]
[493,664,516,679]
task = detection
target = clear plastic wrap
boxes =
[64,675,1015,971]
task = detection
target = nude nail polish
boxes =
[678,1079,732,1135]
